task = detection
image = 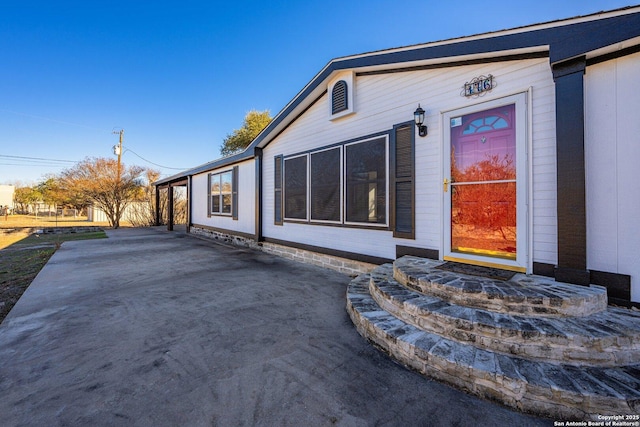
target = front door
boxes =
[443,94,528,272]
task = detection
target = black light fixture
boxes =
[414,104,427,137]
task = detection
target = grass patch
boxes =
[0,230,107,324]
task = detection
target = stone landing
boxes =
[346,256,640,419]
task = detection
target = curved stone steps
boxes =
[370,264,640,367]
[346,274,640,419]
[392,256,608,317]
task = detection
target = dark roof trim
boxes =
[357,51,549,77]
[247,8,640,151]
[154,150,253,186]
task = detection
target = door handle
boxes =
[443,178,449,192]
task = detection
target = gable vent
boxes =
[331,80,348,115]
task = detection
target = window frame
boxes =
[208,169,235,217]
[310,146,343,224]
[283,154,309,222]
[343,136,389,228]
[280,134,389,228]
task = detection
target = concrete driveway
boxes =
[0,227,548,426]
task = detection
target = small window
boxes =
[331,80,348,115]
[209,170,234,216]
[284,155,308,220]
[462,113,510,135]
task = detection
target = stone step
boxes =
[370,264,640,367]
[393,256,608,317]
[346,274,640,419]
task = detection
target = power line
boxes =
[123,148,187,170]
[0,154,77,163]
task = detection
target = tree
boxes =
[220,109,272,156]
[13,186,41,214]
[58,157,146,228]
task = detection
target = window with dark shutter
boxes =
[392,123,415,238]
[274,155,283,225]
[332,80,348,115]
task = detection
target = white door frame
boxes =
[441,92,529,272]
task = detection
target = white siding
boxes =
[263,58,556,264]
[586,51,640,302]
[191,159,255,235]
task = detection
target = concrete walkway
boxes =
[0,227,549,426]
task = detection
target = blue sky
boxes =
[0,0,634,184]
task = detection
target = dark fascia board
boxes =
[153,149,253,187]
[246,7,640,151]
[156,6,640,187]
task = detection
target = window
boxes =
[279,135,389,227]
[284,155,307,220]
[208,168,237,218]
[331,80,348,115]
[345,138,387,224]
[310,148,341,222]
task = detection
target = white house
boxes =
[0,185,14,210]
[156,6,640,305]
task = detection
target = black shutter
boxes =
[332,80,348,115]
[392,123,415,238]
[207,173,212,217]
[232,166,239,220]
[274,155,283,225]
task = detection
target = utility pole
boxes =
[112,129,124,181]
[112,129,124,228]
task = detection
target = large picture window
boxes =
[345,137,387,224]
[280,136,388,227]
[284,155,307,220]
[209,170,233,215]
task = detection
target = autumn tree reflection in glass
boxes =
[450,104,516,259]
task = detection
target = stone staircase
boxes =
[346,256,640,419]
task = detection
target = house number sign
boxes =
[463,74,494,97]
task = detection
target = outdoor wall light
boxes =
[414,104,427,137]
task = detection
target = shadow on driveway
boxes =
[0,227,549,426]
